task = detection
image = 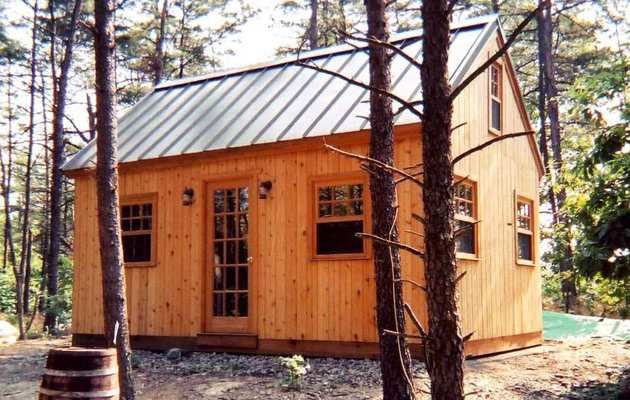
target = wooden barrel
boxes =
[39,347,119,400]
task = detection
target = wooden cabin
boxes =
[64,15,543,358]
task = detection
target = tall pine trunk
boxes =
[420,0,465,398]
[308,0,318,49]
[538,0,576,312]
[364,1,414,399]
[154,0,168,85]
[45,0,82,334]
[93,0,136,398]
[15,0,40,340]
[1,59,17,273]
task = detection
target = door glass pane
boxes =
[211,185,249,318]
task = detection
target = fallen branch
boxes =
[450,1,549,101]
[452,131,534,166]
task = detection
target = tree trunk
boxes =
[154,0,168,85]
[93,0,136,398]
[23,230,33,314]
[15,0,40,340]
[364,1,414,399]
[420,1,465,399]
[308,0,318,50]
[87,93,97,141]
[39,65,50,314]
[45,0,82,335]
[538,0,576,312]
[1,59,17,273]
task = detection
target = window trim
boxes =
[454,177,480,260]
[120,193,158,268]
[310,172,371,261]
[488,60,503,135]
[515,193,536,266]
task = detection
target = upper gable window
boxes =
[120,195,157,267]
[454,179,478,257]
[489,63,502,134]
[313,177,368,259]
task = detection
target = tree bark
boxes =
[538,0,576,312]
[421,1,465,399]
[93,0,136,398]
[1,59,17,273]
[364,1,413,399]
[15,0,40,340]
[45,0,82,335]
[309,0,319,50]
[154,0,168,85]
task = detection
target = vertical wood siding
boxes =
[71,33,542,346]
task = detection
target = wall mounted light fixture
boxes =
[259,180,273,199]
[182,187,194,206]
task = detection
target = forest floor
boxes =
[1,336,629,399]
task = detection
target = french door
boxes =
[206,179,252,333]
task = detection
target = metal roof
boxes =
[63,15,499,171]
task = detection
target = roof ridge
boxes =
[154,14,498,91]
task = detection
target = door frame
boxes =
[203,173,258,334]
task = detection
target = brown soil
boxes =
[1,337,628,399]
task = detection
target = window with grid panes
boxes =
[454,180,477,256]
[516,198,534,262]
[314,181,366,257]
[120,199,155,265]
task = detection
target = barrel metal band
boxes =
[39,387,120,398]
[43,367,118,377]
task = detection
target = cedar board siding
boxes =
[70,38,542,353]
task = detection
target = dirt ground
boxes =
[1,337,628,399]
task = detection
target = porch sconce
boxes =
[182,187,194,206]
[259,180,273,199]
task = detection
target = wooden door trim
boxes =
[203,174,257,334]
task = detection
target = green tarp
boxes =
[543,310,630,340]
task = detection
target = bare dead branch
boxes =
[356,232,424,257]
[396,278,426,291]
[324,142,424,187]
[451,122,467,133]
[452,131,534,166]
[454,270,467,285]
[339,30,423,72]
[404,303,428,338]
[382,329,424,340]
[411,213,426,226]
[454,220,481,238]
[462,331,475,342]
[296,61,424,120]
[450,1,549,101]
[404,229,424,238]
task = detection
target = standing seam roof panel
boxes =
[62,16,497,171]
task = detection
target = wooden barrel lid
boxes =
[46,347,118,371]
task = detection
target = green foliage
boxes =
[279,354,310,390]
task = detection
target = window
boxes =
[516,197,534,263]
[454,179,478,257]
[313,177,368,258]
[120,195,156,266]
[489,63,502,133]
